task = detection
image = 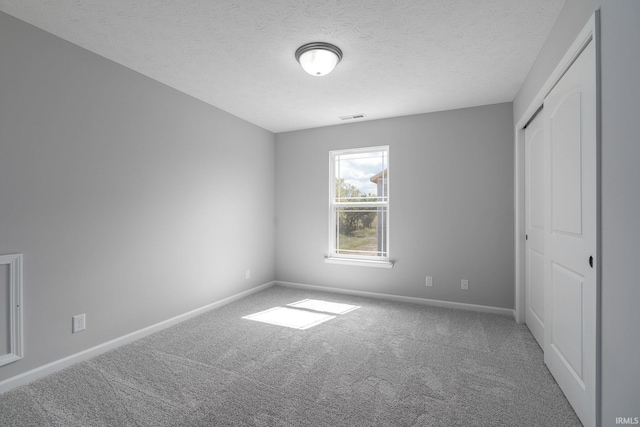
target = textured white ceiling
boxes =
[0,0,566,133]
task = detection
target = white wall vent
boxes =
[339,113,366,121]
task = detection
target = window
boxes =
[327,146,391,267]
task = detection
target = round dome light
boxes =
[295,42,343,77]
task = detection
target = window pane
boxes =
[335,150,388,202]
[335,207,387,257]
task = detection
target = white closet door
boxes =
[543,39,597,427]
[524,112,545,348]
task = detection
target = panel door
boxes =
[524,111,545,348]
[543,40,597,427]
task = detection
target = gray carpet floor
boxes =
[0,285,581,426]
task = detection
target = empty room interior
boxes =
[0,1,638,426]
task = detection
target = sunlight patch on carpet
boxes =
[242,307,336,330]
[286,299,360,315]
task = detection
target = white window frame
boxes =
[326,146,393,268]
[0,253,23,367]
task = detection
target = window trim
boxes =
[327,146,392,267]
[324,257,394,268]
[0,253,23,367]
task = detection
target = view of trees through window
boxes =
[335,179,383,256]
[330,147,388,259]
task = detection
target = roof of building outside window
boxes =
[370,169,388,184]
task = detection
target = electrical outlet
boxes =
[72,314,86,333]
[246,269,251,279]
[461,279,469,291]
[426,276,433,287]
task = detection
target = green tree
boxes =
[335,179,377,236]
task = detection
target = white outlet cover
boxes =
[426,276,433,287]
[72,314,86,333]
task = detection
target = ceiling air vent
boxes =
[339,113,366,121]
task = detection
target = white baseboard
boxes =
[0,281,275,395]
[276,281,514,317]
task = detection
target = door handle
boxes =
[589,256,594,268]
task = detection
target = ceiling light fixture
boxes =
[295,42,343,77]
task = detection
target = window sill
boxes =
[324,257,394,269]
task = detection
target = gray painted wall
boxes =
[0,12,275,381]
[513,0,597,121]
[514,1,640,424]
[598,1,640,424]
[275,104,515,309]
